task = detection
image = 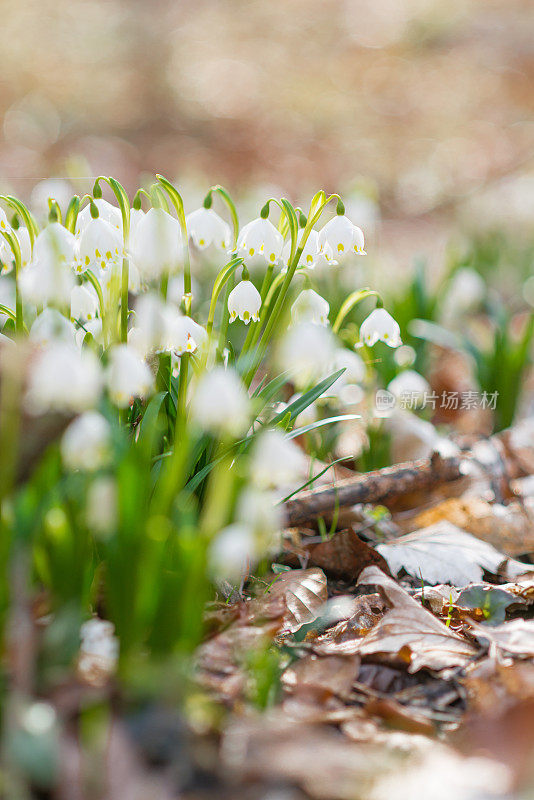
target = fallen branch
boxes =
[284,452,465,528]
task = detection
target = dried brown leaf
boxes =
[354,566,478,672]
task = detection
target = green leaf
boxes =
[269,369,346,427]
[285,413,360,440]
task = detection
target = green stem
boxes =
[332,289,381,334]
[156,175,192,315]
[154,354,190,514]
[121,256,129,343]
[242,193,342,387]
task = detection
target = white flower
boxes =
[75,318,102,348]
[186,207,231,251]
[25,343,103,415]
[20,256,75,307]
[442,268,486,320]
[334,348,366,384]
[0,208,11,235]
[33,223,76,267]
[129,207,145,240]
[16,227,32,268]
[277,321,338,389]
[236,488,285,537]
[106,344,154,408]
[78,617,118,685]
[191,367,250,436]
[237,218,284,266]
[318,214,366,260]
[75,217,123,274]
[282,228,321,269]
[228,280,261,324]
[131,293,170,355]
[30,308,77,347]
[387,370,430,406]
[208,523,257,581]
[60,411,111,471]
[130,208,183,280]
[86,477,117,536]
[166,314,207,356]
[291,289,329,326]
[359,308,402,348]
[71,284,99,322]
[31,179,73,220]
[250,429,307,490]
[75,199,122,235]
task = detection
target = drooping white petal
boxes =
[359,308,402,348]
[71,284,99,323]
[30,308,77,347]
[228,280,261,324]
[318,214,366,260]
[130,208,183,281]
[191,367,250,436]
[25,342,103,414]
[61,411,111,471]
[105,344,154,407]
[75,199,122,235]
[277,321,337,389]
[33,223,76,267]
[75,217,123,274]
[237,218,284,267]
[291,289,329,326]
[250,429,307,490]
[186,207,231,251]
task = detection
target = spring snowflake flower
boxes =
[75,217,123,274]
[277,321,337,389]
[282,228,321,269]
[76,318,103,348]
[250,429,307,490]
[191,367,250,436]
[131,293,170,355]
[166,315,207,356]
[30,308,77,347]
[318,214,366,260]
[228,280,261,324]
[128,207,145,239]
[78,617,119,686]
[25,343,103,415]
[236,488,285,537]
[105,344,154,408]
[237,218,284,267]
[60,411,111,471]
[20,256,75,308]
[334,348,366,384]
[70,284,99,322]
[16,227,32,268]
[387,370,430,405]
[291,289,329,326]
[0,208,11,235]
[359,308,402,348]
[75,199,122,235]
[186,207,231,251]
[130,208,183,281]
[33,223,76,267]
[208,523,257,581]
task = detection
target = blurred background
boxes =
[1,0,534,265]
